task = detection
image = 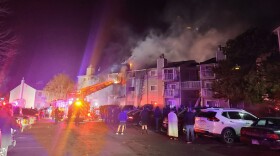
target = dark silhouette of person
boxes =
[140,107,149,134]
[183,107,196,143]
[54,107,60,124]
[154,106,162,131]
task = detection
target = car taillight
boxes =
[128,116,133,119]
[207,117,220,122]
[266,133,280,140]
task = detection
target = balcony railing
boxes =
[181,81,200,90]
[164,89,179,97]
[200,71,215,79]
[163,73,175,81]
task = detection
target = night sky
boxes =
[2,0,280,93]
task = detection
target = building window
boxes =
[206,100,218,107]
[150,70,157,76]
[201,65,214,77]
[128,87,135,91]
[150,85,157,91]
[164,69,173,74]
[163,69,174,80]
[170,84,176,89]
[205,82,212,88]
[166,100,173,106]
[166,100,176,108]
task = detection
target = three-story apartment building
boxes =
[125,55,201,109]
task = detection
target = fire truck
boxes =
[68,73,123,122]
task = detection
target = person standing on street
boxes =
[54,107,60,124]
[140,107,149,134]
[183,107,196,143]
[154,106,162,132]
[168,108,178,140]
[116,109,127,135]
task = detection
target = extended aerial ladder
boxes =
[68,73,123,120]
[75,73,122,99]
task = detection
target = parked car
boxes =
[160,107,207,135]
[240,117,280,150]
[127,109,142,125]
[21,108,38,124]
[21,108,40,121]
[194,108,258,144]
[161,109,186,135]
[121,105,135,112]
[127,109,154,126]
[13,115,31,132]
[140,104,154,110]
[12,107,39,132]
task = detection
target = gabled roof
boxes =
[164,60,198,68]
[199,57,216,65]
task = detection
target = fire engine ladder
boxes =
[79,80,114,97]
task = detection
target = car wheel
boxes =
[221,128,236,144]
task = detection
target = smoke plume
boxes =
[128,22,241,69]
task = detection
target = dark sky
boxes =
[3,0,280,93]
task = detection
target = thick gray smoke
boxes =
[124,0,251,70]
[128,23,241,69]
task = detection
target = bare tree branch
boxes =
[0,0,18,89]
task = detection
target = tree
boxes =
[0,0,17,90]
[43,73,75,103]
[260,52,280,104]
[213,27,279,105]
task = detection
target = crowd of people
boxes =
[105,104,197,144]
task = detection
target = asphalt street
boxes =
[7,119,280,156]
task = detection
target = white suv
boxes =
[194,108,258,144]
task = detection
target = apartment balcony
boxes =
[200,71,215,80]
[201,88,213,97]
[181,81,200,90]
[164,89,180,98]
[162,73,178,81]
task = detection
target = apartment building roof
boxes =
[199,57,216,65]
[164,60,198,68]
